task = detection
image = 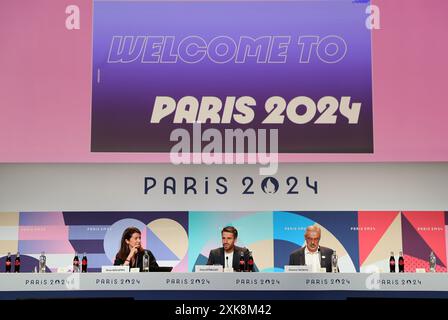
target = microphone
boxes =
[226,256,229,268]
[318,247,322,267]
[134,249,139,268]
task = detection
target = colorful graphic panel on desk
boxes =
[0,211,446,273]
[0,212,188,272]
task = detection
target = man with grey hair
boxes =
[289,225,335,272]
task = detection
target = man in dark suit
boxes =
[207,226,252,271]
[289,225,335,272]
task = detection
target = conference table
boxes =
[1,272,447,300]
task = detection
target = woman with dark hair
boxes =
[114,227,158,271]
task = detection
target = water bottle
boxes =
[143,251,150,272]
[429,251,436,272]
[39,252,46,273]
[5,252,11,273]
[331,251,338,273]
[81,253,88,273]
[398,251,404,272]
[73,252,80,273]
[389,251,395,272]
[247,251,254,272]
[238,251,245,272]
[14,252,21,273]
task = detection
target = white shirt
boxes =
[305,247,321,272]
[224,251,234,269]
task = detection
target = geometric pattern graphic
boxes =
[0,211,188,272]
[0,212,19,256]
[359,211,403,272]
[299,211,359,272]
[273,211,314,272]
[274,211,358,272]
[147,218,189,272]
[401,211,446,272]
[188,212,273,272]
[18,212,75,272]
[358,211,400,266]
[0,211,447,273]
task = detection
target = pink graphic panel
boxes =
[405,254,447,273]
[402,211,446,267]
[0,1,447,162]
[358,211,399,265]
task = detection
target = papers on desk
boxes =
[195,265,223,272]
[284,265,312,273]
[101,265,130,273]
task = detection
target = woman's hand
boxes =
[127,245,140,261]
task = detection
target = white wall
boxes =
[0,163,447,211]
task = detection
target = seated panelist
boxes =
[289,225,335,272]
[114,227,158,271]
[207,226,253,271]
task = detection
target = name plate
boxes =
[101,266,130,273]
[195,265,223,273]
[415,268,426,273]
[284,265,312,273]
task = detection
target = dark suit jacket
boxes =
[289,246,334,272]
[207,246,252,271]
[114,249,158,271]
